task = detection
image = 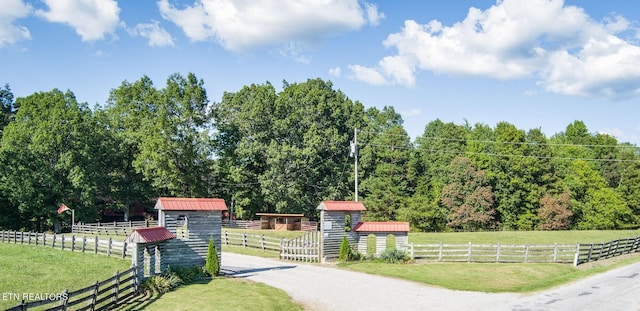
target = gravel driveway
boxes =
[221,252,640,311]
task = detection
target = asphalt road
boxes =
[221,252,640,311]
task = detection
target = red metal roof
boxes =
[154,197,228,211]
[353,222,410,233]
[127,226,176,243]
[317,201,366,211]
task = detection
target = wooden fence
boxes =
[222,231,282,251]
[5,267,138,311]
[280,231,320,262]
[72,220,156,236]
[222,220,319,232]
[574,236,640,265]
[0,231,131,259]
[409,243,578,264]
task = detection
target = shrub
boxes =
[205,238,220,276]
[141,273,183,294]
[339,235,351,261]
[379,248,412,264]
[168,266,206,284]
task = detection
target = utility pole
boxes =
[350,128,359,201]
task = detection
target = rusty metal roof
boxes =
[353,222,410,233]
[127,226,176,244]
[317,201,367,211]
[154,197,228,211]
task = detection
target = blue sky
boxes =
[2,0,640,144]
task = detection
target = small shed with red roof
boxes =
[154,197,228,269]
[354,221,410,256]
[317,200,410,261]
[126,227,176,278]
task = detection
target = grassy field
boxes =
[409,229,640,244]
[118,278,303,311]
[0,243,131,310]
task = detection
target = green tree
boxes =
[0,84,17,138]
[0,89,104,230]
[358,107,412,221]
[339,235,351,261]
[205,238,220,276]
[441,157,495,231]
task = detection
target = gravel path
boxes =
[221,252,640,311]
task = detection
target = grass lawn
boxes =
[222,244,281,258]
[119,278,303,311]
[409,229,640,244]
[0,243,131,310]
[222,228,308,240]
[340,254,640,293]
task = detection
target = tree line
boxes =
[0,74,638,232]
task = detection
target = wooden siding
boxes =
[356,233,409,255]
[320,210,358,259]
[159,210,223,268]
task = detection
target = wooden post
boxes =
[553,243,558,263]
[467,242,472,262]
[95,236,99,255]
[261,235,266,250]
[61,235,65,250]
[243,233,247,247]
[72,235,76,252]
[90,280,99,310]
[438,242,444,262]
[122,241,128,259]
[43,232,46,246]
[496,243,501,263]
[52,233,57,248]
[108,237,113,257]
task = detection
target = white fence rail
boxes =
[409,243,578,264]
[1,230,131,259]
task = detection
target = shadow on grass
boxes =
[113,279,212,311]
[221,265,297,278]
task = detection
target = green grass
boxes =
[119,278,303,311]
[0,243,131,310]
[222,244,281,258]
[409,229,640,244]
[340,254,640,293]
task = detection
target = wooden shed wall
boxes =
[320,211,358,259]
[159,210,223,267]
[356,232,409,255]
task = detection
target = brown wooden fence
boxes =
[409,243,578,264]
[574,236,640,265]
[0,231,131,259]
[280,231,320,262]
[4,267,138,311]
[72,220,156,236]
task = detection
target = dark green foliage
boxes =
[379,248,412,264]
[168,266,207,284]
[339,235,351,261]
[205,238,220,276]
[141,273,183,294]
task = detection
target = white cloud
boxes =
[400,108,422,118]
[349,0,640,100]
[279,42,311,63]
[158,0,380,52]
[328,66,341,77]
[348,64,388,85]
[364,2,385,26]
[36,0,120,42]
[129,21,175,47]
[0,0,32,47]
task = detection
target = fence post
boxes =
[61,235,65,251]
[438,242,444,262]
[52,233,57,248]
[61,288,69,310]
[20,231,24,244]
[112,270,120,305]
[42,232,46,246]
[90,280,99,310]
[243,233,247,248]
[524,244,529,263]
[82,236,87,253]
[496,243,501,263]
[573,244,580,266]
[72,235,76,252]
[553,243,558,263]
[108,237,113,256]
[224,231,228,245]
[467,242,472,262]
[261,235,266,250]
[95,236,99,254]
[122,241,128,259]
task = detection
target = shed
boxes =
[317,201,366,260]
[126,227,176,278]
[154,197,228,268]
[256,213,308,231]
[354,222,410,255]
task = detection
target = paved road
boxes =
[221,252,640,311]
